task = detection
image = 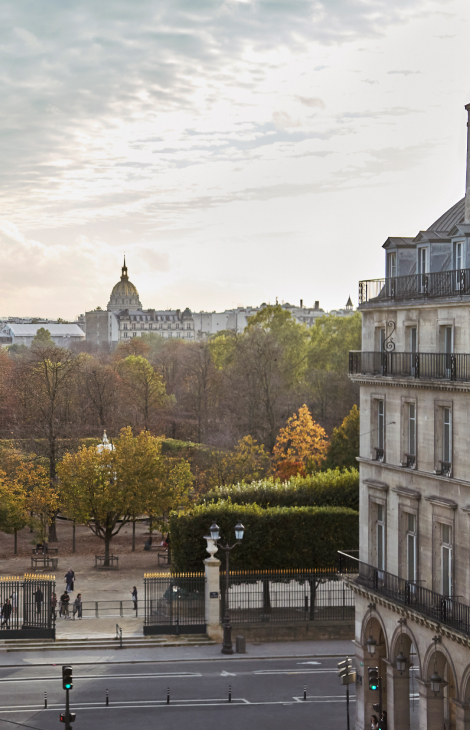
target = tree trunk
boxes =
[14,529,17,556]
[104,534,111,566]
[49,519,58,543]
[132,519,136,552]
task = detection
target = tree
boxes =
[204,436,270,489]
[32,328,53,345]
[57,427,192,564]
[324,405,359,470]
[117,355,168,430]
[18,462,59,544]
[272,404,329,478]
[114,338,150,359]
[80,358,121,429]
[0,470,28,536]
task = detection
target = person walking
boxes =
[64,569,75,593]
[51,592,57,620]
[60,590,70,618]
[371,716,379,730]
[131,586,138,614]
[73,594,82,620]
[379,710,387,730]
[34,587,44,616]
[10,592,17,615]
[1,599,12,628]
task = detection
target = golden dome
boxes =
[107,257,142,312]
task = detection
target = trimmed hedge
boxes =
[198,468,359,511]
[169,501,359,572]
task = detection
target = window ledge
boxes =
[357,457,470,488]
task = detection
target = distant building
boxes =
[0,323,85,348]
[85,259,196,347]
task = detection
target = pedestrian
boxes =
[371,715,379,730]
[379,710,387,730]
[73,594,82,620]
[10,592,17,615]
[131,586,138,613]
[51,592,57,620]
[34,587,44,616]
[64,568,75,593]
[60,590,70,618]
[1,599,12,628]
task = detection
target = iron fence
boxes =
[220,569,354,623]
[57,600,138,619]
[144,572,206,635]
[349,351,470,383]
[359,268,470,305]
[338,551,470,638]
[0,575,56,638]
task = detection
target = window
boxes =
[377,504,385,572]
[407,513,417,584]
[418,247,428,293]
[409,326,417,375]
[131,323,136,330]
[403,402,417,469]
[376,400,385,460]
[443,407,451,465]
[149,323,152,330]
[186,323,191,330]
[441,524,452,596]
[132,332,136,338]
[123,323,128,330]
[124,332,128,338]
[176,323,180,329]
[388,252,397,278]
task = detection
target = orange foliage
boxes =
[272,404,329,478]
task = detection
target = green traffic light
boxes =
[370,683,378,690]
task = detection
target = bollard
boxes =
[106,689,109,706]
[44,691,47,709]
[303,684,307,701]
[235,636,246,654]
[228,685,232,703]
[167,687,170,705]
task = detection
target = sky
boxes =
[1,0,470,319]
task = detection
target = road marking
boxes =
[0,672,202,683]
[297,661,322,665]
[254,669,337,675]
[221,671,237,676]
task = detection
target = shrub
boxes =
[169,501,359,572]
[199,468,359,511]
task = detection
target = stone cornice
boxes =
[344,577,470,648]
[392,486,421,500]
[363,478,389,492]
[425,495,458,510]
[357,457,470,489]
[350,375,470,393]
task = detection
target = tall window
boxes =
[407,513,417,583]
[409,326,417,375]
[455,241,463,270]
[388,252,397,278]
[377,400,385,451]
[441,524,452,596]
[377,504,385,572]
[443,407,452,464]
[418,247,428,293]
[408,403,416,458]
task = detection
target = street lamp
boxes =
[366,635,377,657]
[206,521,245,655]
[395,618,408,675]
[429,635,447,696]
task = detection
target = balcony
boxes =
[338,552,470,638]
[349,351,470,383]
[359,268,470,305]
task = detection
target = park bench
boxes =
[31,556,58,570]
[95,555,119,569]
[157,551,171,566]
[32,547,59,555]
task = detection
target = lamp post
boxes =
[395,618,408,675]
[207,521,245,655]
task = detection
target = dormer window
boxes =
[387,252,397,279]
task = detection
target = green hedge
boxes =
[169,501,359,572]
[198,468,359,511]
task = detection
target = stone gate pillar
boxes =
[385,659,410,730]
[204,539,222,642]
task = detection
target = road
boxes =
[0,656,356,730]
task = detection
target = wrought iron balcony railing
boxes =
[338,551,470,638]
[359,268,470,305]
[349,351,470,383]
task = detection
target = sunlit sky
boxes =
[1,0,470,319]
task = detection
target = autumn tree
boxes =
[18,462,59,544]
[57,427,192,564]
[32,328,53,345]
[80,357,121,429]
[324,405,359,470]
[204,436,270,490]
[117,355,168,430]
[272,404,329,479]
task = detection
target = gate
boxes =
[0,575,56,639]
[144,572,205,635]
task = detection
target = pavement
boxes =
[0,649,358,730]
[0,639,355,666]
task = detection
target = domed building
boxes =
[107,257,142,312]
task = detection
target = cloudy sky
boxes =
[1,0,470,319]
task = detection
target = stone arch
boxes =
[361,606,389,657]
[422,640,458,696]
[458,662,470,704]
[389,622,422,677]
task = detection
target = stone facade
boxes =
[350,104,470,730]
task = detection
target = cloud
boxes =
[296,96,325,108]
[387,70,422,76]
[272,111,301,128]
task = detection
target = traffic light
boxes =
[62,665,73,690]
[60,713,76,723]
[368,666,379,691]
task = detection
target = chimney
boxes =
[300,299,303,308]
[314,300,319,310]
[466,103,470,223]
